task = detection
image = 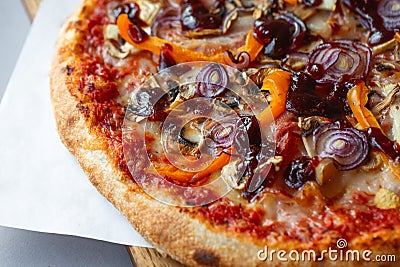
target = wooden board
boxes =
[22,0,41,21]
[21,0,186,266]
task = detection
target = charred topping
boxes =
[340,0,400,45]
[253,10,308,59]
[284,156,318,189]
[114,2,146,26]
[181,0,223,33]
[159,44,176,71]
[114,3,148,43]
[366,128,400,163]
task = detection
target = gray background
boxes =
[0,1,133,266]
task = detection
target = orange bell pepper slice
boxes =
[283,0,298,5]
[395,32,400,43]
[117,14,264,64]
[191,152,231,183]
[347,82,400,178]
[347,81,381,129]
[256,70,291,127]
[154,152,231,185]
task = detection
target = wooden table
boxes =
[21,0,185,266]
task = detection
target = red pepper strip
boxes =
[256,70,291,127]
[117,14,264,63]
[347,82,400,178]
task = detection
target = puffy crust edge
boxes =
[49,1,400,266]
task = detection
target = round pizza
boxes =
[50,0,400,266]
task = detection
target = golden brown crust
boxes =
[49,1,400,266]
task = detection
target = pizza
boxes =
[50,0,400,266]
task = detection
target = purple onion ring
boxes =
[313,122,369,170]
[196,63,229,97]
[378,0,400,31]
[306,40,372,84]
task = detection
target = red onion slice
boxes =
[196,63,229,97]
[275,11,307,49]
[223,51,250,70]
[378,0,400,31]
[313,122,369,170]
[202,116,238,149]
[306,40,372,84]
[151,7,180,37]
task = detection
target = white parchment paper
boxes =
[0,0,151,247]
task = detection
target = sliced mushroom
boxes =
[265,156,283,172]
[317,0,337,10]
[302,138,314,160]
[372,39,397,55]
[376,62,397,72]
[221,9,239,34]
[315,158,339,185]
[253,8,263,20]
[374,188,400,209]
[247,68,279,86]
[298,116,331,136]
[372,84,399,116]
[221,159,246,190]
[291,5,316,21]
[137,0,162,25]
[377,84,400,142]
[185,29,222,38]
[389,87,400,144]
[104,24,139,58]
[361,152,383,172]
[180,120,204,145]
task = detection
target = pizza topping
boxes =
[151,7,180,37]
[117,14,264,63]
[202,116,237,150]
[180,0,223,37]
[253,11,307,59]
[313,121,369,170]
[298,116,330,136]
[286,72,325,117]
[374,188,400,209]
[104,24,135,58]
[223,51,250,70]
[371,84,399,116]
[361,151,383,172]
[375,0,400,30]
[113,2,146,26]
[158,44,176,70]
[180,0,251,37]
[366,127,400,164]
[341,0,400,45]
[347,81,381,129]
[314,157,338,185]
[306,40,372,84]
[284,156,317,189]
[257,70,291,126]
[127,23,149,43]
[195,63,228,97]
